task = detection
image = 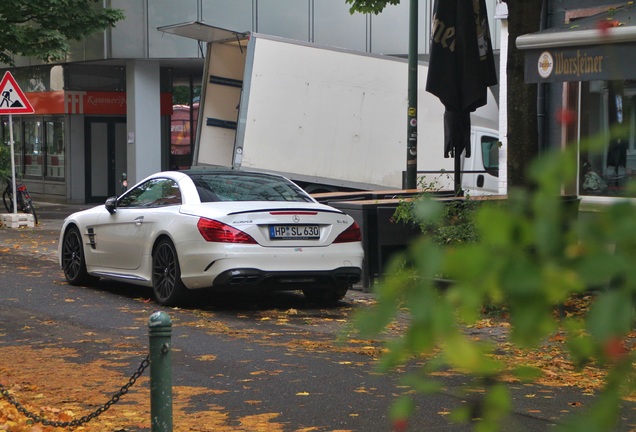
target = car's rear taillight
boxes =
[333,221,362,243]
[197,218,257,244]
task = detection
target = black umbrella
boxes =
[426,0,498,195]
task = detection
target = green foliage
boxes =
[0,144,10,181]
[0,0,124,65]
[345,0,401,14]
[393,177,482,247]
[355,137,636,431]
[172,86,201,106]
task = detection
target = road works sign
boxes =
[0,71,35,114]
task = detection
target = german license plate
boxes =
[269,225,320,240]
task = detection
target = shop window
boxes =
[170,79,201,170]
[65,65,125,91]
[45,120,64,180]
[580,80,636,197]
[2,117,22,176]
[23,119,42,178]
[2,116,65,181]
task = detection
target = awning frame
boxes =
[157,21,248,44]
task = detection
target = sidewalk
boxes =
[0,201,91,260]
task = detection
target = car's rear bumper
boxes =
[176,240,363,290]
[211,266,361,289]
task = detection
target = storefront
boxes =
[517,3,636,207]
[1,64,188,203]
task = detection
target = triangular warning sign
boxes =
[0,71,35,114]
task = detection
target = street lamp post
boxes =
[405,0,418,189]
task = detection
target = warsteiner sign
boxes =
[524,43,636,83]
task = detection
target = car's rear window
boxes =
[190,173,314,203]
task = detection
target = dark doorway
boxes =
[85,117,127,203]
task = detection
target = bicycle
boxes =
[3,177,38,225]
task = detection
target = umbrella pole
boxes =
[454,143,463,197]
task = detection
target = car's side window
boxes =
[118,179,182,208]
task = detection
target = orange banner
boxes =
[23,91,173,116]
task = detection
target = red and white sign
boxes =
[0,71,35,114]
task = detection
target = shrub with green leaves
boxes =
[394,193,481,247]
[355,138,635,431]
[0,144,11,182]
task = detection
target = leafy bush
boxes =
[394,192,481,247]
[393,174,494,248]
[355,138,635,431]
[0,143,11,181]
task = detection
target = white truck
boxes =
[159,22,501,195]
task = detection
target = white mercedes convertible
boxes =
[58,169,364,306]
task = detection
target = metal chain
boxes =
[0,354,150,428]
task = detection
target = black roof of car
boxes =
[179,167,284,179]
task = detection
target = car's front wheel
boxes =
[152,238,186,306]
[303,284,348,305]
[61,226,98,286]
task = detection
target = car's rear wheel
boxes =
[61,226,98,286]
[303,284,348,305]
[152,238,186,306]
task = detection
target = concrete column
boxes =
[126,60,162,184]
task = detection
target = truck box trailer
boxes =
[159,22,501,195]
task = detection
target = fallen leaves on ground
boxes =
[0,346,287,432]
[1,291,633,431]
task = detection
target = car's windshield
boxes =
[190,173,314,203]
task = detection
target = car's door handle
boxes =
[134,216,144,225]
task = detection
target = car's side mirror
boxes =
[105,196,118,214]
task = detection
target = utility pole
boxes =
[405,0,418,189]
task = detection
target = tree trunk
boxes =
[504,0,543,188]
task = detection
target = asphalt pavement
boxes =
[1,202,636,431]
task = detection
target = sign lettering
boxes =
[554,50,604,78]
[431,15,456,52]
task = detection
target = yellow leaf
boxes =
[194,354,217,361]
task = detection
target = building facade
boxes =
[1,0,502,204]
[517,0,636,212]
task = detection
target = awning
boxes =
[157,21,248,43]
[516,2,636,83]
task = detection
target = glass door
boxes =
[85,117,127,203]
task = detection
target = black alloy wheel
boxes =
[152,238,186,306]
[62,226,97,285]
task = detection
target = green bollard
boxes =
[149,311,173,432]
